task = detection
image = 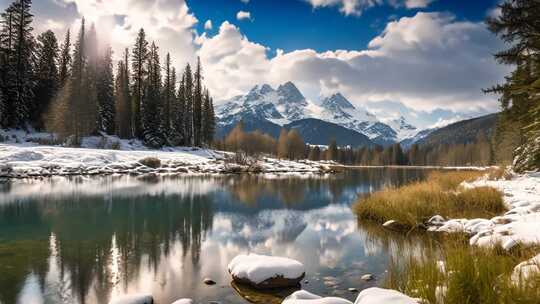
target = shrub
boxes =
[139,157,161,168]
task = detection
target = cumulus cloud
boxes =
[204,19,213,30]
[33,0,199,71]
[197,12,507,127]
[305,0,435,16]
[236,10,252,21]
[404,0,433,9]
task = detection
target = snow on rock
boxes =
[429,172,540,249]
[228,254,305,289]
[354,288,420,304]
[171,299,193,304]
[511,253,540,282]
[282,290,353,304]
[109,294,153,304]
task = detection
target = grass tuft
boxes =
[385,236,540,304]
[353,171,505,228]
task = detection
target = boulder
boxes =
[228,254,305,289]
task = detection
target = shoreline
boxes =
[0,144,336,179]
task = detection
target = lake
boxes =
[0,169,432,304]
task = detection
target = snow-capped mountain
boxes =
[216,82,423,146]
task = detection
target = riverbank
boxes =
[0,143,335,179]
[354,169,540,302]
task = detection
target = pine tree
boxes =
[141,42,163,148]
[131,28,149,138]
[162,53,174,140]
[58,29,71,87]
[183,63,194,146]
[96,46,115,134]
[32,30,59,130]
[0,4,15,127]
[486,0,540,171]
[193,57,203,147]
[2,0,35,128]
[201,88,215,145]
[172,73,186,145]
[115,48,131,138]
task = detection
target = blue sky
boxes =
[190,0,499,53]
[0,0,508,129]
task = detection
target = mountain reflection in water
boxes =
[0,169,431,304]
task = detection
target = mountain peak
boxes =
[322,93,355,110]
[277,81,305,104]
[393,116,417,131]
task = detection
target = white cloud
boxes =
[39,0,199,72]
[197,12,507,127]
[204,19,213,30]
[25,0,504,128]
[305,0,435,16]
[404,0,433,9]
[236,10,252,21]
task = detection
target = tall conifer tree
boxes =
[58,29,71,87]
[141,42,163,147]
[183,63,193,146]
[33,30,59,130]
[96,46,115,134]
[131,28,149,138]
[193,57,203,146]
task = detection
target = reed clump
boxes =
[353,171,505,228]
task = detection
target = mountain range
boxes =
[215,81,489,148]
[215,82,420,147]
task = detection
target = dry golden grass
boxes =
[385,236,540,304]
[353,171,505,227]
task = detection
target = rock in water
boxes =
[354,287,419,304]
[109,294,153,304]
[282,290,353,304]
[361,274,374,281]
[228,254,305,289]
[204,278,217,285]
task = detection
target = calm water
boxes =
[0,169,431,304]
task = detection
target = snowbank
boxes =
[427,172,540,282]
[354,288,419,304]
[109,294,153,304]
[282,290,353,304]
[0,143,330,178]
[428,172,540,250]
[512,253,540,282]
[228,254,305,288]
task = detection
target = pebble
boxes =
[204,278,217,285]
[348,288,359,292]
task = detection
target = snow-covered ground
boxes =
[0,131,333,178]
[427,171,540,281]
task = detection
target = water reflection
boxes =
[0,169,431,304]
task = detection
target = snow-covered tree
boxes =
[58,29,71,87]
[193,57,203,147]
